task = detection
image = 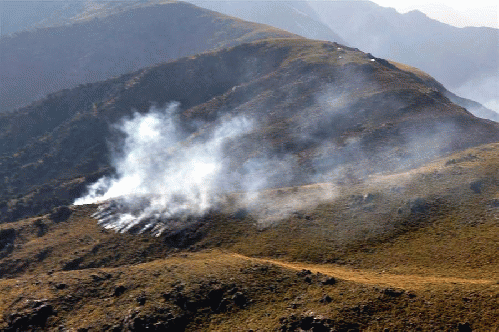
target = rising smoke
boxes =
[75,76,463,235]
[74,102,335,235]
[75,102,254,235]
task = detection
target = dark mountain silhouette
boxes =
[1,38,499,223]
[0,1,297,113]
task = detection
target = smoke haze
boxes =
[74,76,468,236]
[75,103,254,234]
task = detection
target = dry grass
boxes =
[2,143,499,330]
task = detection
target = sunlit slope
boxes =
[2,38,499,224]
[1,143,499,330]
[0,1,298,113]
[2,142,499,278]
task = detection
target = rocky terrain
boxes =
[0,2,498,331]
[1,143,499,330]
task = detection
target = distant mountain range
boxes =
[1,0,497,117]
[185,0,346,44]
[0,1,297,113]
[185,1,498,116]
[307,0,499,111]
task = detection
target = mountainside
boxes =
[308,1,499,110]
[0,0,85,36]
[391,61,499,122]
[186,0,346,44]
[0,1,297,113]
[1,142,499,331]
[1,38,499,225]
[1,4,499,331]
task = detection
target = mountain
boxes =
[1,5,499,330]
[0,0,84,36]
[1,141,499,330]
[2,38,499,225]
[308,1,499,110]
[0,1,297,113]
[391,61,499,122]
[186,0,346,44]
[0,0,159,36]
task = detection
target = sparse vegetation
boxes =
[1,144,499,330]
[1,4,498,330]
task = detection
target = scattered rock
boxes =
[232,292,248,308]
[114,285,127,297]
[320,276,336,286]
[458,322,472,332]
[279,314,335,332]
[382,288,404,297]
[297,269,312,277]
[470,180,484,194]
[6,302,57,332]
[136,295,146,306]
[489,199,499,207]
[54,283,67,290]
[320,295,332,303]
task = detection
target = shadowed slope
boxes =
[0,1,298,113]
[391,61,499,121]
[2,38,499,223]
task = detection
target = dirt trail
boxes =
[230,253,496,290]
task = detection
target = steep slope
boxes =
[308,1,499,110]
[186,0,346,44]
[1,38,499,224]
[308,1,498,89]
[391,61,499,121]
[0,1,297,113]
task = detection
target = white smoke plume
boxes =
[75,102,253,235]
[74,76,462,236]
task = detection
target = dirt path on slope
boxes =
[229,253,496,290]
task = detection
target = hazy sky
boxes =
[370,0,498,28]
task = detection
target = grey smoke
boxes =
[454,74,499,115]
